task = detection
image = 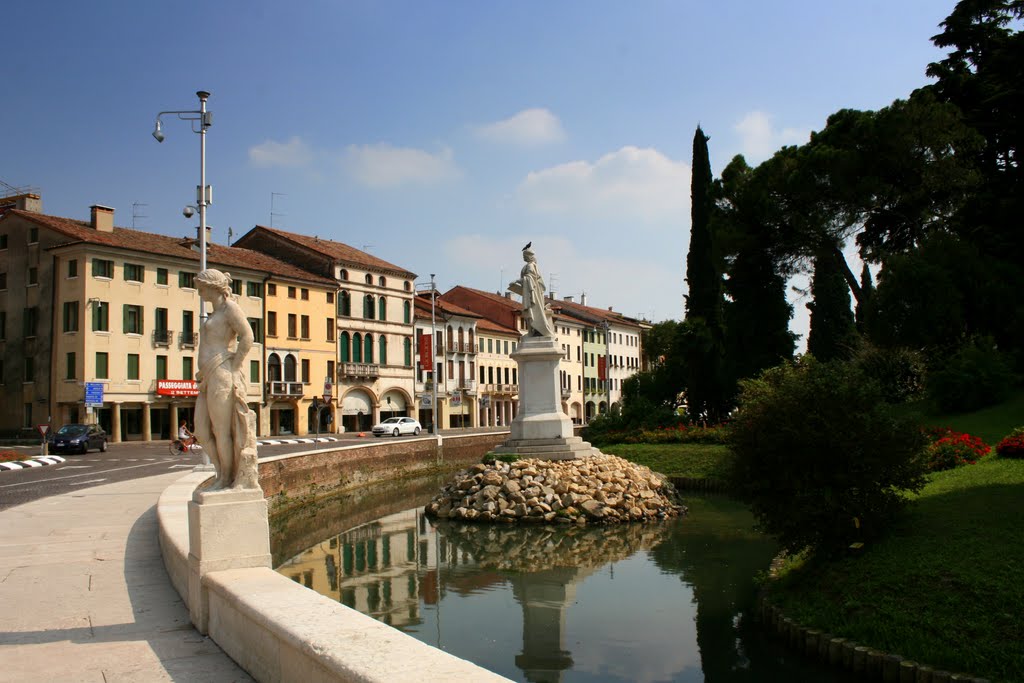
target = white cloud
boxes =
[342,143,460,189]
[734,111,810,163]
[474,108,566,146]
[516,146,689,225]
[248,136,313,168]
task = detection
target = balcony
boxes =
[153,329,173,348]
[179,331,198,349]
[445,341,477,355]
[267,381,304,397]
[561,387,572,400]
[339,362,380,379]
[458,380,477,394]
[482,383,518,395]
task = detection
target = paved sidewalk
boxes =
[0,471,252,682]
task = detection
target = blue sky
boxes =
[5,1,956,344]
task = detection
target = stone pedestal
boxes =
[493,335,595,461]
[187,486,271,634]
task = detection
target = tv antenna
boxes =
[270,192,287,227]
[227,226,234,245]
[131,202,148,229]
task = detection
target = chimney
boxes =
[563,295,574,302]
[196,225,212,245]
[504,292,511,299]
[90,205,114,232]
[0,193,42,213]
[580,292,587,306]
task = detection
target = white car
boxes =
[372,417,422,437]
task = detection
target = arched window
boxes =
[446,325,454,351]
[378,275,387,288]
[364,334,374,363]
[379,335,388,365]
[403,337,412,367]
[339,269,349,281]
[378,296,387,321]
[458,327,465,350]
[338,290,351,317]
[284,354,297,382]
[268,353,282,382]
[403,300,411,324]
[363,294,375,320]
[364,274,372,285]
[404,281,411,292]
[339,332,350,363]
[352,333,363,362]
[468,328,475,350]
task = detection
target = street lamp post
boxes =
[430,274,439,435]
[152,90,213,319]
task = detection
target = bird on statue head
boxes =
[523,241,531,251]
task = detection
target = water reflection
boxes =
[275,479,855,682]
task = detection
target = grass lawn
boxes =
[770,455,1024,681]
[900,388,1024,445]
[601,442,735,480]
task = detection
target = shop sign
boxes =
[157,379,199,397]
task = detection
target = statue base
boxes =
[502,335,592,460]
[187,486,271,634]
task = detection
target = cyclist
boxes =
[177,420,196,452]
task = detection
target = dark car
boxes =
[50,423,107,454]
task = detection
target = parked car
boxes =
[371,417,422,437]
[50,423,107,453]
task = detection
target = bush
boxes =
[926,337,1013,413]
[922,428,990,471]
[851,344,926,404]
[996,427,1024,459]
[728,357,926,555]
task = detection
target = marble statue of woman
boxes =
[194,269,260,490]
[508,244,556,338]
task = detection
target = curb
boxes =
[256,436,341,446]
[0,455,66,472]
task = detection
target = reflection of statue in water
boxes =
[508,243,556,338]
[195,269,260,490]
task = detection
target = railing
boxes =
[266,381,304,397]
[153,329,173,347]
[339,363,380,379]
[481,383,518,394]
[179,331,198,348]
[560,388,572,399]
[444,342,477,355]
[458,380,477,394]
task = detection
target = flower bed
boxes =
[995,426,1024,458]
[922,427,990,472]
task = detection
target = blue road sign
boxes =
[85,382,105,407]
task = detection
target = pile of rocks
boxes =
[424,453,686,525]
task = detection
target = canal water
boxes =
[274,474,855,682]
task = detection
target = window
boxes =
[488,339,493,353]
[182,310,195,337]
[326,291,334,304]
[326,318,335,342]
[0,272,6,289]
[0,311,5,340]
[352,333,363,362]
[63,301,79,332]
[156,355,168,380]
[267,283,277,296]
[248,317,263,343]
[379,336,388,365]
[378,276,386,287]
[157,268,168,285]
[339,333,350,363]
[66,352,76,380]
[155,308,169,338]
[23,403,32,429]
[124,263,144,282]
[123,304,144,334]
[179,271,196,288]
[363,294,375,319]
[0,234,6,249]
[247,281,263,298]
[338,291,351,317]
[479,338,485,352]
[0,359,4,382]
[301,288,309,300]
[96,352,109,379]
[340,269,349,281]
[288,286,296,299]
[28,227,38,243]
[404,281,411,291]
[23,307,38,337]
[288,314,298,338]
[365,274,372,285]
[364,334,373,363]
[92,259,114,278]
[327,360,335,380]
[250,360,260,383]
[68,259,78,278]
[403,300,411,324]
[301,359,310,383]
[93,301,109,331]
[300,315,310,339]
[182,357,194,380]
[127,354,140,380]
[378,296,387,321]
[28,267,38,285]
[23,357,34,382]
[231,279,242,295]
[267,311,277,336]
[448,359,454,379]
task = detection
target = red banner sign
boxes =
[418,333,432,371]
[598,356,607,381]
[157,379,199,397]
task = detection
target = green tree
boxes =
[855,263,874,331]
[806,247,858,361]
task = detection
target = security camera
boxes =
[182,206,195,218]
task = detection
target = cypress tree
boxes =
[685,126,721,326]
[807,248,858,361]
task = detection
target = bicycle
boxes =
[169,438,200,456]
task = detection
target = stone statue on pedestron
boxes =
[194,269,260,491]
[508,243,556,338]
